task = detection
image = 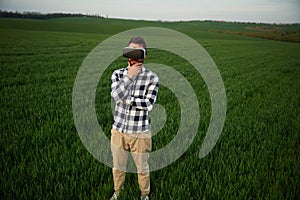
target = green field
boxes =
[1,17,300,199]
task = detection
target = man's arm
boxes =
[130,76,159,111]
[111,70,133,104]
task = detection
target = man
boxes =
[110,36,159,200]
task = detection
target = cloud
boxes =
[0,0,299,23]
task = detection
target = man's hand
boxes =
[127,62,143,79]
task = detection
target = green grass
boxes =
[1,17,300,199]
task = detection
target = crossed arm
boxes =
[111,71,159,111]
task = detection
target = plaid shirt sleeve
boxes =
[131,75,159,111]
[111,68,134,104]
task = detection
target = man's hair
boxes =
[128,36,147,49]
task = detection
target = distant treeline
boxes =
[211,29,300,43]
[0,10,105,19]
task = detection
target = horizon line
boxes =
[1,9,299,25]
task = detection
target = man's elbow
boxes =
[147,104,154,111]
[146,99,155,111]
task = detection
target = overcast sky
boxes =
[1,0,299,23]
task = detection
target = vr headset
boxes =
[123,47,146,59]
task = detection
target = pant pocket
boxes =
[111,129,119,135]
[145,138,152,152]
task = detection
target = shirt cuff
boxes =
[123,75,133,84]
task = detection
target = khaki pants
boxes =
[110,129,152,196]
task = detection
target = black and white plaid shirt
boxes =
[111,66,159,134]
